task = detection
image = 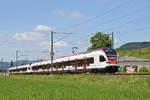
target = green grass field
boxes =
[0,75,150,100]
[119,48,150,59]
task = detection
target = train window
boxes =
[38,65,40,69]
[87,57,94,64]
[67,61,70,66]
[41,65,43,69]
[78,59,83,67]
[104,49,117,60]
[69,61,73,66]
[53,64,56,68]
[45,64,48,69]
[64,62,67,67]
[99,55,106,62]
[91,58,94,63]
[74,59,78,66]
[65,61,67,66]
[58,63,61,68]
[48,64,51,69]
[87,57,94,66]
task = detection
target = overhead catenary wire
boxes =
[51,0,150,54]
[67,13,150,49]
[102,14,150,32]
[96,4,150,27]
[75,1,150,39]
[73,3,150,42]
[120,25,150,35]
[63,0,132,31]
[54,0,132,43]
[36,1,150,60]
[68,14,150,45]
[53,32,72,44]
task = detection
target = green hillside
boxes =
[118,42,150,51]
[119,48,150,59]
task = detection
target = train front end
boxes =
[98,48,119,73]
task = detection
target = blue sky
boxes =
[0,0,150,61]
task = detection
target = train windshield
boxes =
[104,49,117,60]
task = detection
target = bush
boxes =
[119,65,125,72]
[139,67,149,72]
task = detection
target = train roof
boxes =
[82,48,114,53]
[55,48,114,59]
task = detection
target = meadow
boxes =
[0,75,150,100]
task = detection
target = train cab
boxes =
[98,48,119,73]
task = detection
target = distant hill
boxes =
[117,42,150,51]
[119,48,150,59]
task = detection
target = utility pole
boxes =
[1,59,3,75]
[50,31,54,73]
[10,60,13,67]
[49,31,71,73]
[111,32,114,49]
[109,35,112,48]
[16,50,19,74]
[108,32,114,48]
[16,50,19,67]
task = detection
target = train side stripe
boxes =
[83,58,87,70]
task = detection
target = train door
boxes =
[99,55,107,68]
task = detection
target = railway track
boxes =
[8,72,150,77]
[84,73,150,76]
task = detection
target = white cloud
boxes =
[70,12,84,18]
[34,25,54,31]
[52,10,84,19]
[53,10,66,16]
[54,41,69,48]
[13,32,46,41]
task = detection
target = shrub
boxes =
[119,65,125,72]
[139,67,149,72]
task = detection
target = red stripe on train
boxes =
[83,58,87,70]
[108,60,117,64]
[56,67,58,71]
[75,66,77,70]
[56,63,58,71]
[74,59,78,70]
[62,67,64,71]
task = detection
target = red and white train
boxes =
[9,48,119,74]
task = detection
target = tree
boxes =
[88,32,111,50]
